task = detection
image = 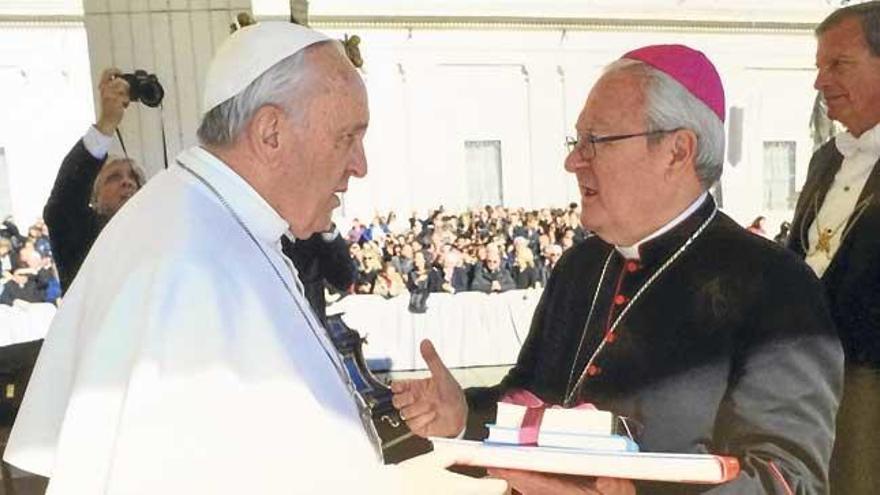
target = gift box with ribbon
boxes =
[485,389,638,452]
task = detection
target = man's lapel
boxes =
[852,156,880,217]
[822,157,880,279]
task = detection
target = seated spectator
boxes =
[470,248,515,294]
[16,240,40,268]
[511,244,538,289]
[522,214,542,255]
[347,218,365,244]
[349,241,365,272]
[1,217,24,250]
[19,247,58,302]
[354,244,382,294]
[1,265,45,306]
[373,261,407,298]
[536,233,551,259]
[507,210,526,241]
[407,250,440,294]
[27,222,52,259]
[391,243,414,277]
[436,249,468,294]
[538,243,563,287]
[0,237,18,276]
[466,244,487,287]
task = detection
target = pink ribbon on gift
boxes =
[499,389,597,445]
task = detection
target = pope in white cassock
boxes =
[3,22,506,494]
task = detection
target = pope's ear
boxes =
[248,104,284,155]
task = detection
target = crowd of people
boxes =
[344,205,584,299]
[0,218,60,307]
[344,207,804,302]
[0,206,823,310]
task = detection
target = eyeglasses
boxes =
[565,129,679,161]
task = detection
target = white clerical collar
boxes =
[615,192,708,260]
[178,146,290,245]
[835,122,880,159]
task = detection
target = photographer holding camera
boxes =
[44,68,148,293]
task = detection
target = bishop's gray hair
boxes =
[603,58,725,190]
[197,40,337,147]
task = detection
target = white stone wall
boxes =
[0,22,93,226]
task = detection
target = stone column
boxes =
[289,0,308,25]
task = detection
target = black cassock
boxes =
[466,196,843,494]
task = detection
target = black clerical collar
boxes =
[624,194,717,268]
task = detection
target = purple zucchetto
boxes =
[622,44,726,123]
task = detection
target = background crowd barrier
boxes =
[0,303,55,347]
[327,289,542,371]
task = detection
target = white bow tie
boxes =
[836,129,880,159]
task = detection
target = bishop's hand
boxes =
[390,339,467,438]
[487,469,635,495]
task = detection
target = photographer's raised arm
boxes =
[94,68,130,137]
[43,67,135,292]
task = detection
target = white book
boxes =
[494,402,533,429]
[494,401,616,435]
[430,438,741,485]
[485,425,532,445]
[540,407,615,435]
[537,430,639,452]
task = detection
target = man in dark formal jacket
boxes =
[787,3,880,493]
[282,225,355,324]
[392,45,843,494]
[44,67,145,293]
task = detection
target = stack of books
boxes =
[429,392,740,485]
[485,400,639,452]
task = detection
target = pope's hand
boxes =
[391,339,467,438]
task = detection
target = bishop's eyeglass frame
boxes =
[565,128,681,160]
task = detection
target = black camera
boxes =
[119,70,164,108]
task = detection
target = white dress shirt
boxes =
[805,123,880,278]
[82,125,114,159]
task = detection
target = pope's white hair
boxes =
[603,59,725,189]
[197,40,339,147]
